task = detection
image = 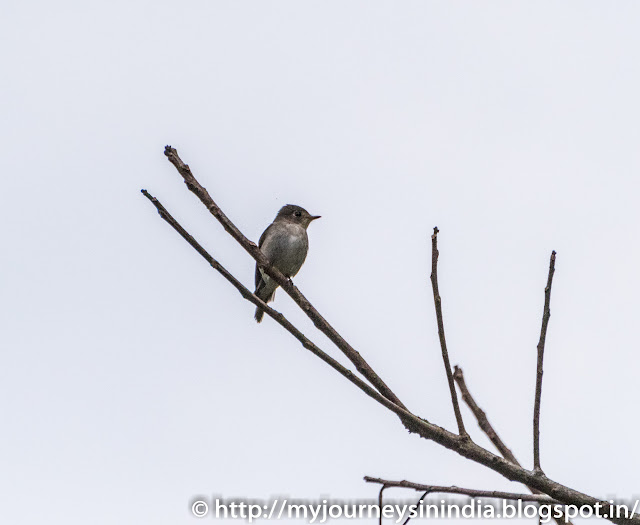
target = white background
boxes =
[2,1,639,524]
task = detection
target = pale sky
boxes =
[2,2,639,524]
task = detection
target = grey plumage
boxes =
[254,204,320,322]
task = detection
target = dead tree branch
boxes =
[430,227,467,437]
[364,476,561,504]
[401,491,430,525]
[141,190,408,419]
[454,366,518,464]
[162,146,406,411]
[378,484,387,525]
[144,149,639,525]
[534,251,556,474]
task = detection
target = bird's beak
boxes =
[310,215,321,221]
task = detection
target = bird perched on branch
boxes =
[254,204,321,322]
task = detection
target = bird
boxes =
[254,204,320,322]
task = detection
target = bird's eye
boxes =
[294,211,302,217]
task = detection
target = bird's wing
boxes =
[255,223,274,288]
[255,265,264,290]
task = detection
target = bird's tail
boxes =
[254,287,276,323]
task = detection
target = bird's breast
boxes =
[261,223,309,277]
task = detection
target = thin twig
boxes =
[533,251,556,474]
[162,146,407,411]
[454,365,573,525]
[402,491,430,525]
[378,484,387,525]
[364,477,561,504]
[430,227,467,437]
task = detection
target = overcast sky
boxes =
[2,1,639,524]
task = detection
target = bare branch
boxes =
[378,484,387,525]
[162,146,407,411]
[402,491,430,525]
[364,476,560,504]
[430,227,467,437]
[146,152,639,525]
[454,366,518,464]
[534,251,556,474]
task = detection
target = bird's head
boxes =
[275,204,321,229]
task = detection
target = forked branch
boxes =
[141,190,406,420]
[163,146,406,411]
[144,149,639,525]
